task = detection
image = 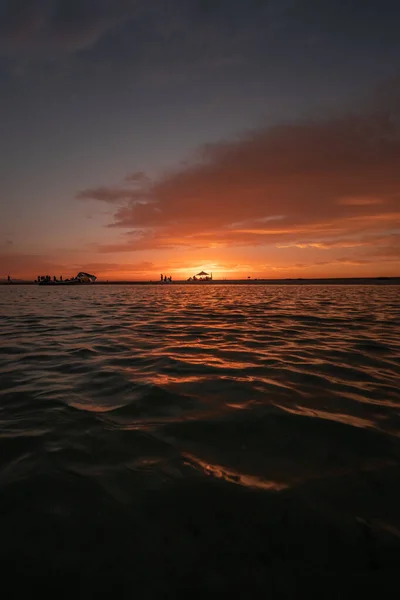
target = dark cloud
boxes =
[76,186,136,203]
[2,0,399,111]
[0,0,294,72]
[124,171,150,184]
[0,0,138,57]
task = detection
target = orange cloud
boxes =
[336,196,386,206]
[77,109,400,262]
[278,233,400,249]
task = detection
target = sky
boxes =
[0,0,399,281]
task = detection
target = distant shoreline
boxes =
[2,277,400,286]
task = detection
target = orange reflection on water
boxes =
[183,452,288,491]
[69,401,127,413]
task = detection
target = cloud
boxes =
[270,254,399,273]
[78,105,400,258]
[124,171,150,185]
[336,196,385,206]
[76,186,136,203]
[0,0,282,67]
[0,0,138,58]
[364,243,400,260]
[277,233,400,250]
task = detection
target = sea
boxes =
[1,283,399,598]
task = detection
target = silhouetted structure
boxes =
[36,272,97,285]
[187,270,212,282]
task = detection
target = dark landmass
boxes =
[1,277,400,286]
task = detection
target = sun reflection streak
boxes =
[183,452,288,491]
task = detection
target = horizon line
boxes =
[2,275,399,285]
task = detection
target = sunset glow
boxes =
[1,1,399,281]
[1,3,400,591]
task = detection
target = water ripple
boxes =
[1,284,400,594]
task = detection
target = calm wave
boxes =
[1,284,399,596]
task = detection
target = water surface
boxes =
[1,285,399,596]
